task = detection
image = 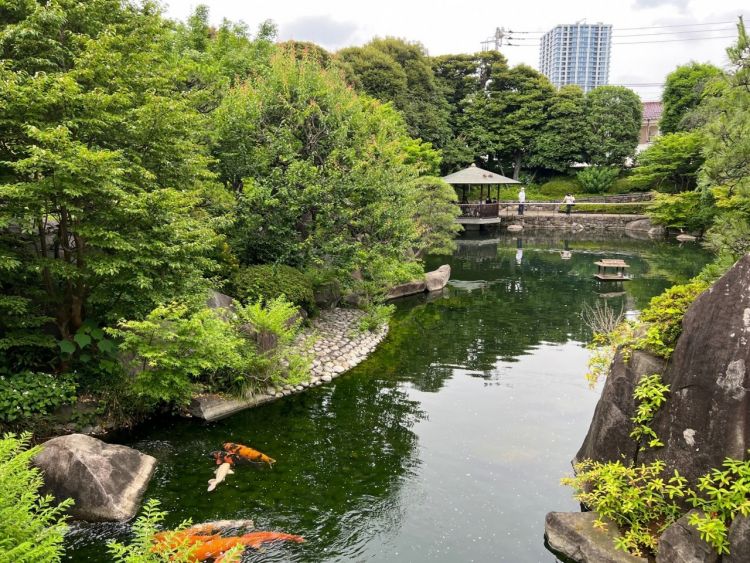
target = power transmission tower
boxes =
[481,27,506,51]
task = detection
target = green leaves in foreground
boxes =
[630,374,670,449]
[0,433,72,563]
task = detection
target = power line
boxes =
[506,35,736,47]
[507,20,738,34]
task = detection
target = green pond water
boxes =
[65,231,710,562]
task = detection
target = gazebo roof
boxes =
[442,163,520,185]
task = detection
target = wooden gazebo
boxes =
[442,163,520,225]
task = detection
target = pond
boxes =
[65,231,711,562]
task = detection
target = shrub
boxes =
[231,265,315,312]
[539,176,579,197]
[688,455,750,555]
[570,203,649,214]
[630,374,670,449]
[357,304,395,333]
[0,371,76,424]
[561,459,690,557]
[577,166,621,194]
[636,281,709,358]
[0,433,73,562]
[110,304,248,405]
[610,175,652,193]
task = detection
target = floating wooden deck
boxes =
[594,259,631,281]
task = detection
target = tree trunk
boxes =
[513,153,523,181]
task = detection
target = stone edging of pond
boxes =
[187,308,388,422]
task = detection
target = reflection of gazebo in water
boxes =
[442,163,520,226]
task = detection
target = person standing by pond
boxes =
[563,193,575,215]
[518,187,526,216]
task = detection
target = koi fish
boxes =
[188,531,305,562]
[207,462,234,492]
[239,531,305,548]
[211,451,238,466]
[222,442,276,466]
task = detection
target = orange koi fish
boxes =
[222,442,276,466]
[152,524,221,553]
[239,531,305,548]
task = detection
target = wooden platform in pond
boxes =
[594,259,631,281]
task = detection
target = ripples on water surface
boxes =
[66,231,710,562]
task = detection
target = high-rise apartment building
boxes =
[539,22,612,93]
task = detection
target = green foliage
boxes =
[215,50,433,293]
[0,432,72,562]
[0,371,76,424]
[339,38,452,148]
[562,459,690,557]
[585,321,635,387]
[630,374,670,449]
[538,176,579,197]
[647,189,716,233]
[408,176,462,256]
[585,86,642,166]
[631,131,705,192]
[110,304,248,405]
[106,499,206,563]
[688,454,750,555]
[357,304,395,333]
[577,166,621,194]
[636,281,709,358]
[530,85,587,172]
[231,265,315,312]
[572,203,648,214]
[661,62,724,133]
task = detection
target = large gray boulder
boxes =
[656,511,719,563]
[34,434,156,522]
[725,515,750,563]
[639,254,750,484]
[386,279,426,300]
[575,349,667,465]
[545,512,647,563]
[425,265,451,292]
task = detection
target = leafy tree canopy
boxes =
[661,62,724,134]
[584,86,642,166]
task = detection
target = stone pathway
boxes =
[188,308,388,421]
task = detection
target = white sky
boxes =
[162,0,748,100]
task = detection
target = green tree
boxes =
[661,62,724,133]
[0,1,228,371]
[408,177,462,256]
[0,433,72,562]
[631,131,705,192]
[577,166,620,194]
[338,38,452,148]
[530,85,587,172]
[212,51,431,289]
[585,86,642,166]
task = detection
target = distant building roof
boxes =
[442,163,520,185]
[643,101,663,122]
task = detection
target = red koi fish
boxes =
[222,442,276,466]
[211,451,238,466]
[239,531,305,549]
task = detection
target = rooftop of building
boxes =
[642,101,663,121]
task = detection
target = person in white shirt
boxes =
[563,193,575,215]
[518,187,526,216]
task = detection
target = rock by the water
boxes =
[425,265,451,292]
[725,515,750,563]
[656,511,719,563]
[507,224,523,232]
[34,434,156,522]
[188,393,274,422]
[386,279,427,300]
[639,254,750,484]
[545,512,647,563]
[575,349,667,465]
[676,234,697,242]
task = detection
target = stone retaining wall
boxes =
[188,309,388,421]
[506,214,650,232]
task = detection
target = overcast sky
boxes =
[162,0,748,100]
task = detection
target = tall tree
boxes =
[584,86,642,166]
[338,38,451,148]
[661,62,724,134]
[529,85,587,172]
[631,131,704,192]
[0,0,228,368]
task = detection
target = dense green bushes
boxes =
[0,372,76,424]
[0,433,72,562]
[231,265,315,312]
[577,166,621,194]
